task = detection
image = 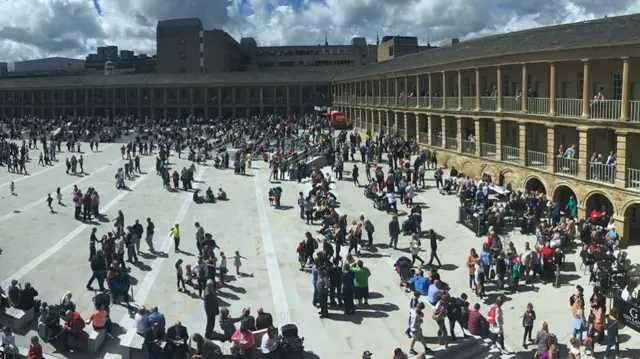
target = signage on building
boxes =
[614,297,640,333]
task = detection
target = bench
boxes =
[120,331,145,359]
[0,307,34,329]
[251,328,268,348]
[86,325,108,352]
[38,318,65,342]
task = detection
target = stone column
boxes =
[456,116,463,152]
[519,122,527,166]
[495,119,502,159]
[404,112,409,137]
[549,62,556,116]
[415,112,420,140]
[441,71,447,108]
[415,75,421,107]
[521,63,528,112]
[442,117,448,146]
[581,60,590,118]
[378,80,382,104]
[428,73,433,108]
[496,66,503,111]
[378,110,383,130]
[475,68,481,111]
[621,57,630,121]
[393,111,399,131]
[474,118,481,149]
[427,115,433,145]
[546,125,556,173]
[615,130,628,189]
[457,70,463,110]
[577,127,589,179]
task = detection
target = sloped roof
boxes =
[0,71,335,89]
[157,18,202,28]
[332,13,640,81]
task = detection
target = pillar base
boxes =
[549,111,556,116]
[615,178,626,189]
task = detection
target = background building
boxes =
[14,57,85,73]
[377,36,433,62]
[0,63,7,77]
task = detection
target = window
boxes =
[577,72,584,99]
[179,67,186,73]
[388,45,394,57]
[180,53,186,59]
[463,77,471,96]
[481,76,488,93]
[612,72,622,100]
[180,38,185,44]
[502,74,509,96]
[527,73,532,90]
[199,37,203,44]
[200,52,204,58]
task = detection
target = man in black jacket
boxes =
[203,280,220,340]
[166,321,189,359]
[18,282,40,311]
[87,250,108,291]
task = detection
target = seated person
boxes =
[1,326,18,357]
[144,322,166,359]
[255,307,273,331]
[27,335,43,359]
[191,333,222,359]
[7,280,20,308]
[427,280,443,306]
[18,282,40,311]
[409,272,431,296]
[205,187,215,202]
[192,189,204,204]
[260,326,282,358]
[147,307,167,331]
[86,303,110,333]
[166,321,189,359]
[217,188,227,200]
[57,310,87,350]
[231,320,255,357]
[60,292,75,313]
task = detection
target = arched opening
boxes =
[624,203,640,243]
[552,185,577,210]
[585,193,615,215]
[525,177,546,194]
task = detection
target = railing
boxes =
[390,97,398,107]
[503,96,521,112]
[526,150,547,169]
[418,132,428,144]
[381,97,388,106]
[407,97,417,107]
[431,97,444,108]
[480,143,497,158]
[445,137,458,150]
[480,97,497,111]
[445,97,458,109]
[419,97,429,107]
[630,101,640,122]
[555,156,579,177]
[461,140,476,154]
[589,99,621,120]
[501,145,520,163]
[556,98,583,118]
[528,97,550,115]
[431,135,443,148]
[462,97,475,110]
[373,97,380,106]
[627,168,640,189]
[589,162,616,184]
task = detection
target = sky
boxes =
[0,0,638,65]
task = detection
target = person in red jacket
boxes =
[59,310,87,351]
[27,336,43,359]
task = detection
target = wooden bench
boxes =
[120,331,145,359]
[85,325,108,352]
[0,307,34,329]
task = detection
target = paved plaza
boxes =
[0,141,638,359]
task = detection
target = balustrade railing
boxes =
[445,137,458,150]
[589,99,621,120]
[462,97,475,110]
[555,156,579,177]
[627,168,640,189]
[418,132,428,144]
[526,150,547,169]
[501,145,520,163]
[431,97,443,108]
[502,96,521,112]
[630,101,640,122]
[588,162,616,184]
[461,140,476,154]
[528,97,550,115]
[419,97,429,107]
[445,97,458,109]
[431,135,443,147]
[407,97,417,107]
[480,143,497,158]
[556,98,583,118]
[480,97,497,111]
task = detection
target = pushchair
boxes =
[401,214,417,235]
[439,178,453,195]
[373,194,388,211]
[280,324,304,359]
[394,256,414,288]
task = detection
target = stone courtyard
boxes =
[0,140,638,359]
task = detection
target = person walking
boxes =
[426,229,442,267]
[145,218,155,252]
[410,234,424,266]
[388,215,400,249]
[341,264,355,315]
[203,280,220,339]
[408,302,433,356]
[360,215,375,248]
[170,224,181,253]
[488,297,507,353]
[522,303,536,348]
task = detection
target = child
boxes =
[219,252,228,285]
[27,335,43,359]
[268,189,274,206]
[511,258,521,293]
[46,194,54,213]
[522,302,536,348]
[10,181,15,196]
[584,313,596,355]
[297,242,305,271]
[175,259,187,292]
[233,250,242,275]
[185,264,194,287]
[56,187,62,204]
[405,292,421,337]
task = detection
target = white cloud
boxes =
[0,0,638,63]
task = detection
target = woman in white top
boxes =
[410,234,424,266]
[260,326,280,356]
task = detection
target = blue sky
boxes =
[93,0,102,16]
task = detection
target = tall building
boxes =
[377,36,433,62]
[14,57,85,73]
[156,18,205,73]
[0,63,7,77]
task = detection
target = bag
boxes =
[487,304,498,325]
[489,269,496,280]
[432,306,445,321]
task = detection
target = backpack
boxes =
[487,304,499,325]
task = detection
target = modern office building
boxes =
[14,57,86,73]
[331,14,640,245]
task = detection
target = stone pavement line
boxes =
[0,163,113,223]
[252,168,291,326]
[0,143,116,188]
[113,167,208,333]
[0,164,155,289]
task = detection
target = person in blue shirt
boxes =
[409,274,431,296]
[341,264,356,315]
[427,280,443,306]
[147,306,166,330]
[480,243,493,275]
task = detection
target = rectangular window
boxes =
[199,37,203,44]
[577,72,584,99]
[612,72,622,100]
[463,77,470,96]
[179,67,186,73]
[502,74,509,96]
[200,52,204,58]
[388,45,394,57]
